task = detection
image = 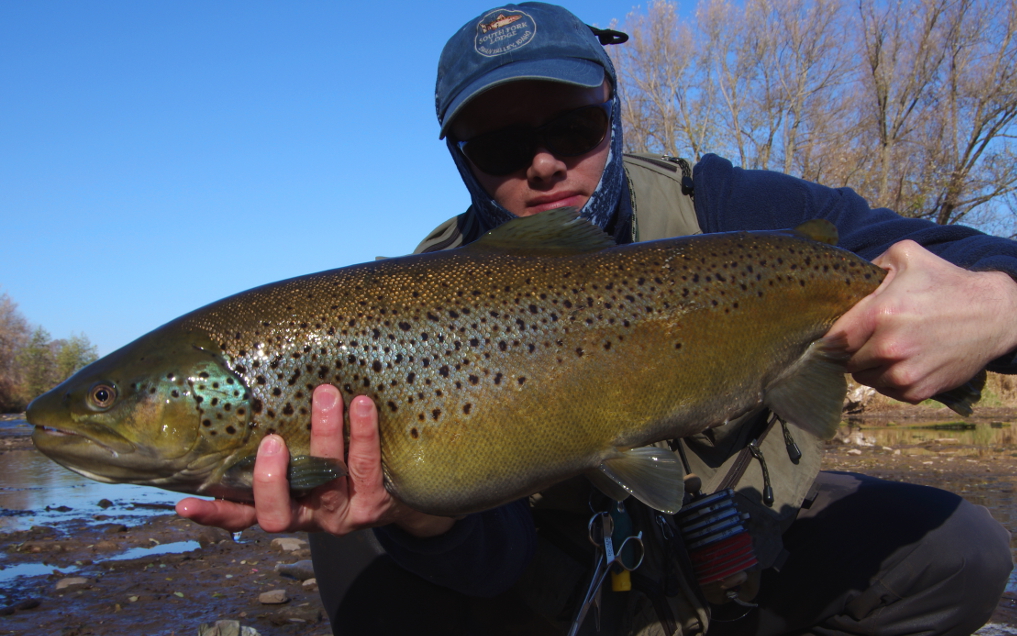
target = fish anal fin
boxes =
[765,335,849,440]
[468,207,615,254]
[594,447,684,514]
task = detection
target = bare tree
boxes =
[613,0,1017,235]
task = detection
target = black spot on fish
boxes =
[199,372,210,379]
[171,390,179,398]
[211,398,219,406]
[498,341,507,351]
[411,427,420,438]
[388,401,398,412]
[226,426,236,435]
[494,373,503,385]
[518,377,526,385]
[202,419,211,427]
[283,403,294,416]
[439,365,450,378]
[372,360,383,373]
[463,403,472,414]
[604,342,612,350]
[256,376,266,385]
[431,408,441,420]
[399,321,411,331]
[576,348,584,357]
[252,399,263,413]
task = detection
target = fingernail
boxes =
[260,435,282,456]
[316,385,339,410]
[352,396,373,418]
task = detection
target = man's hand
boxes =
[829,240,1017,404]
[176,386,455,538]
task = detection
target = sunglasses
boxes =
[456,100,613,176]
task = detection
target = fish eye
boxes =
[88,384,117,410]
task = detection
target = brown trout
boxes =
[30,209,893,515]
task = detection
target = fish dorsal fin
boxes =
[792,219,839,245]
[467,207,615,254]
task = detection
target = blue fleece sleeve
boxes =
[372,498,536,598]
[692,153,1017,372]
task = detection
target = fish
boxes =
[27,209,954,516]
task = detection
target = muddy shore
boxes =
[3,411,1016,636]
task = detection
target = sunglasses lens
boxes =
[461,130,535,176]
[459,102,611,176]
[545,106,610,157]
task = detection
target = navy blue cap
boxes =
[436,3,617,138]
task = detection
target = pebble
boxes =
[275,560,315,581]
[196,526,233,548]
[302,578,318,592]
[97,499,113,509]
[846,449,863,455]
[270,537,308,552]
[259,589,290,605]
[92,540,118,551]
[55,577,89,591]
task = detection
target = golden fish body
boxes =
[28,210,884,515]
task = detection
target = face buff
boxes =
[447,95,632,243]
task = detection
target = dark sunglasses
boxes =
[456,100,613,176]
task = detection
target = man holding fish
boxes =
[179,3,1017,635]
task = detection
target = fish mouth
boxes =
[32,421,137,457]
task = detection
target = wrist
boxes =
[981,270,1017,358]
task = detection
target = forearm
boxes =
[374,498,537,598]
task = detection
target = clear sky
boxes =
[1,1,643,356]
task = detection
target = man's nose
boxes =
[527,146,567,182]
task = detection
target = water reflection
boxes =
[845,421,1017,449]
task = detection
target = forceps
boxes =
[567,506,645,636]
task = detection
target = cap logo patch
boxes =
[475,9,535,57]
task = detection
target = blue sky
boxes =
[1,1,643,356]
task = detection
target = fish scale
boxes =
[29,210,890,515]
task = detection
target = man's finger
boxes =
[346,396,385,494]
[310,385,345,460]
[176,497,257,533]
[252,434,294,532]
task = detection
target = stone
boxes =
[275,560,315,581]
[102,524,128,534]
[196,526,233,548]
[197,620,262,636]
[270,537,308,552]
[55,577,89,592]
[267,604,322,626]
[302,578,318,592]
[97,499,113,509]
[259,589,290,605]
[846,448,863,455]
[92,540,118,552]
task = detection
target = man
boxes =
[179,4,1016,635]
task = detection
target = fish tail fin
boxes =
[586,446,685,514]
[931,369,986,417]
[765,335,850,440]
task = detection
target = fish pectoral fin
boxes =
[766,335,849,440]
[221,454,347,494]
[287,455,347,492]
[931,369,986,416]
[594,447,684,514]
[791,219,839,245]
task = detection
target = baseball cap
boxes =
[436,3,622,138]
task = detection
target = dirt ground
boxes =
[2,409,1017,636]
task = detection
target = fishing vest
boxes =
[410,154,825,636]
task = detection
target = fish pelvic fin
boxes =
[468,207,615,254]
[587,446,684,514]
[221,454,347,496]
[765,335,850,440]
[791,219,839,245]
[931,369,986,417]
